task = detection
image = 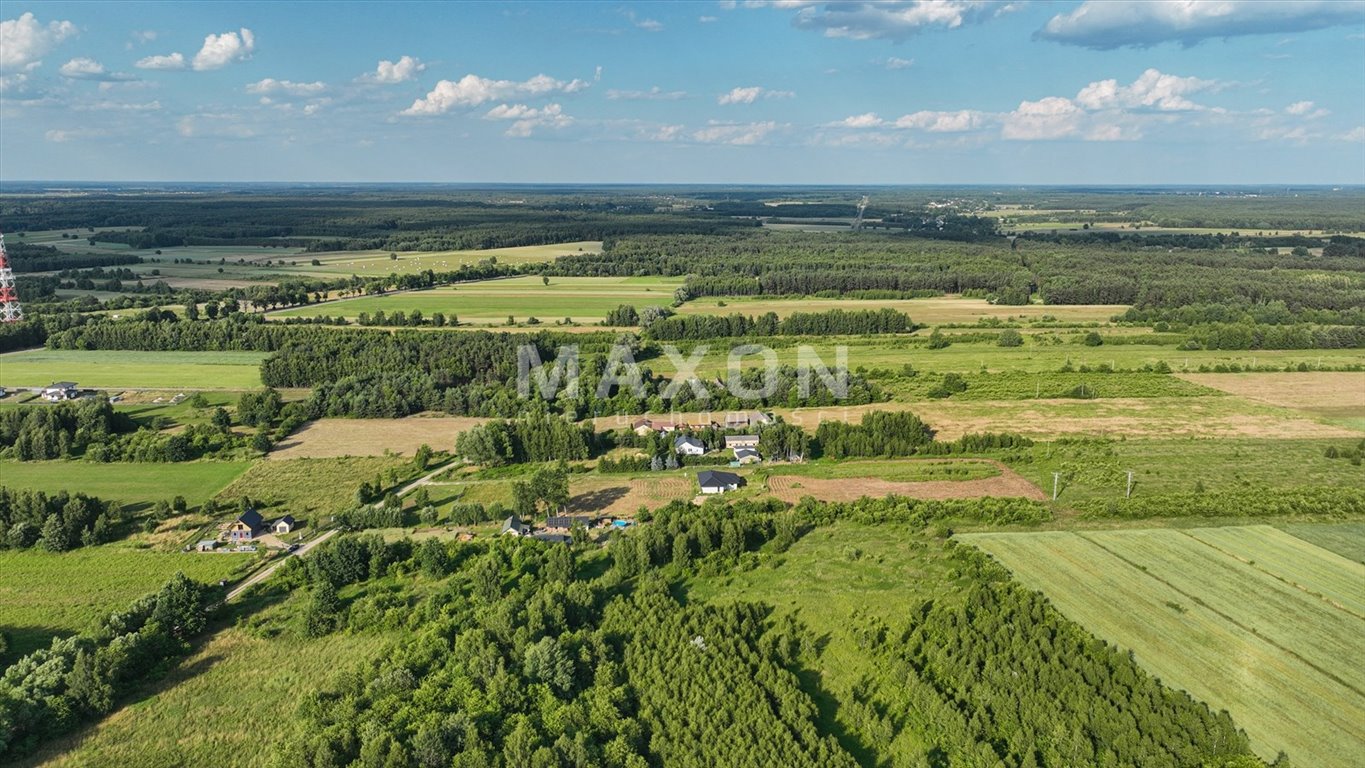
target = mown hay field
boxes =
[268,416,486,459]
[958,525,1365,767]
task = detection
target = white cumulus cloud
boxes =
[135,52,186,70]
[1002,96,1084,140]
[402,73,589,115]
[607,86,686,101]
[1039,0,1365,49]
[246,78,327,96]
[483,102,573,137]
[1,12,77,70]
[192,28,255,71]
[692,120,780,145]
[1074,68,1217,111]
[894,109,988,132]
[790,1,1013,41]
[835,112,885,128]
[360,55,425,84]
[718,85,794,105]
[58,57,137,82]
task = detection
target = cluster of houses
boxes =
[631,410,774,436]
[195,508,298,551]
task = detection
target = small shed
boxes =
[273,515,296,534]
[196,539,218,552]
[501,516,527,536]
[733,447,761,464]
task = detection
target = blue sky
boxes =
[2,1,1363,183]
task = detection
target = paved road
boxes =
[225,528,338,601]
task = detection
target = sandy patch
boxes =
[767,462,1045,503]
[269,415,487,459]
[1178,372,1365,410]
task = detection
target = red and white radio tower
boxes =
[0,232,23,323]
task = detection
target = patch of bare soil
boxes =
[767,462,1045,503]
[269,415,486,459]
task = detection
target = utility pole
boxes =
[1052,472,1061,501]
[1125,470,1134,499]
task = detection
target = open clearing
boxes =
[0,547,254,663]
[268,416,485,459]
[22,609,393,768]
[0,460,251,510]
[0,349,266,390]
[959,525,1365,767]
[1179,371,1365,430]
[766,462,1043,503]
[272,275,680,324]
[301,240,602,275]
[677,295,1129,325]
[215,456,418,517]
[568,475,695,516]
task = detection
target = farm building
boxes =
[227,509,264,542]
[724,411,772,430]
[42,382,78,402]
[698,470,744,494]
[631,418,655,436]
[725,435,760,450]
[532,532,572,544]
[674,436,706,456]
[545,515,591,533]
[733,447,761,465]
[501,516,527,536]
[272,515,296,534]
[196,540,218,552]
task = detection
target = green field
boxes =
[214,456,420,518]
[0,349,266,390]
[0,460,251,510]
[959,525,1365,766]
[644,336,1365,378]
[301,240,602,275]
[677,295,1129,325]
[273,275,681,324]
[20,597,394,768]
[1281,522,1365,563]
[1020,438,1365,503]
[0,547,255,663]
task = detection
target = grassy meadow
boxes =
[273,275,680,324]
[0,547,254,663]
[214,456,422,518]
[0,349,266,390]
[0,460,251,510]
[959,525,1365,766]
[676,295,1129,325]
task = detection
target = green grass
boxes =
[688,523,973,765]
[0,546,255,663]
[272,275,681,324]
[677,294,1128,325]
[0,460,251,510]
[886,370,1213,400]
[21,594,394,768]
[0,349,266,390]
[299,240,602,275]
[959,526,1365,766]
[214,456,420,518]
[1281,522,1365,563]
[1018,438,1365,504]
[644,336,1365,378]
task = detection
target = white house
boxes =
[733,447,761,465]
[698,470,744,494]
[501,516,528,536]
[674,436,705,456]
[42,382,78,402]
[272,515,296,534]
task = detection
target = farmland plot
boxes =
[959,526,1365,767]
